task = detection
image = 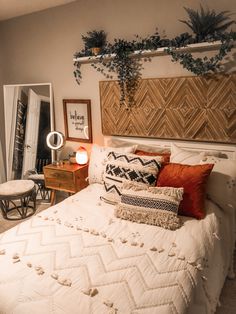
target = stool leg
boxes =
[0,200,8,219]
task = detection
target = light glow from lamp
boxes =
[76,146,88,165]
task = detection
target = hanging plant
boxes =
[166,33,235,75]
[74,31,170,107]
[92,38,143,106]
[73,5,235,107]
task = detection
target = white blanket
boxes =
[0,184,234,314]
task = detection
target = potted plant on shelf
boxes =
[180,5,235,42]
[82,30,107,55]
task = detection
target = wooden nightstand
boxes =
[43,162,88,205]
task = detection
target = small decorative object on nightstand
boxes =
[76,146,88,165]
[43,162,88,205]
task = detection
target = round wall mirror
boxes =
[46,131,65,150]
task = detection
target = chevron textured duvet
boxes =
[0,184,234,314]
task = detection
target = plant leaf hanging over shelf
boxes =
[73,5,236,108]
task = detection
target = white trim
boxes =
[4,83,52,87]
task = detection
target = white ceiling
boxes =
[0,0,77,21]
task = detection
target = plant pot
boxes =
[91,47,101,55]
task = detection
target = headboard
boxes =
[104,136,236,159]
[100,74,236,144]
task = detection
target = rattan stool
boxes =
[0,180,36,220]
[28,174,51,202]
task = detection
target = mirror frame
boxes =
[46,131,65,150]
[3,83,54,180]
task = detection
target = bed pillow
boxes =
[106,138,170,153]
[200,156,236,211]
[115,182,183,230]
[170,143,205,165]
[156,163,214,219]
[135,149,171,163]
[88,144,136,184]
[102,151,162,204]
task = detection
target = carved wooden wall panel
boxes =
[100,74,236,143]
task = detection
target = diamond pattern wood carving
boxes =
[100,74,236,143]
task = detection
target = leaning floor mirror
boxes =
[4,83,54,181]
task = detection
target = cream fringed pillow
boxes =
[115,182,184,230]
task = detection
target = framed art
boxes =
[63,99,92,143]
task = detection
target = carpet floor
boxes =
[0,199,235,314]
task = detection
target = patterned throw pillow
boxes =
[102,152,162,204]
[88,144,136,184]
[115,182,183,230]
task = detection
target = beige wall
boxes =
[0,25,5,159]
[0,0,235,158]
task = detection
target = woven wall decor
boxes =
[100,74,236,144]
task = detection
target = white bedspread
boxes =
[0,184,234,314]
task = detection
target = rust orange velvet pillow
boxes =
[156,163,214,219]
[135,150,171,163]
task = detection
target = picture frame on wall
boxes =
[63,99,92,143]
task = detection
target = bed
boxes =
[0,141,235,314]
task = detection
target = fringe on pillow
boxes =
[122,181,184,201]
[149,186,184,201]
[115,204,181,230]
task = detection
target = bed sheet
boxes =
[0,183,234,314]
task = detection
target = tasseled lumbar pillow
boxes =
[115,182,184,230]
[102,151,162,204]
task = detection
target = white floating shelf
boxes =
[73,41,230,64]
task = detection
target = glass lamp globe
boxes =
[76,146,88,165]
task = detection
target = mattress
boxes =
[0,183,234,314]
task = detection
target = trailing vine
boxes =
[165,32,236,75]
[73,6,236,108]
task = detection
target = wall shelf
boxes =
[73,41,227,64]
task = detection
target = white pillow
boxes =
[170,143,205,165]
[200,156,236,211]
[88,144,136,184]
[107,138,169,153]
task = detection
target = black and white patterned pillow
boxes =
[115,182,183,230]
[102,151,162,204]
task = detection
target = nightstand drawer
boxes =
[44,169,73,183]
[43,163,88,200]
[45,178,76,192]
